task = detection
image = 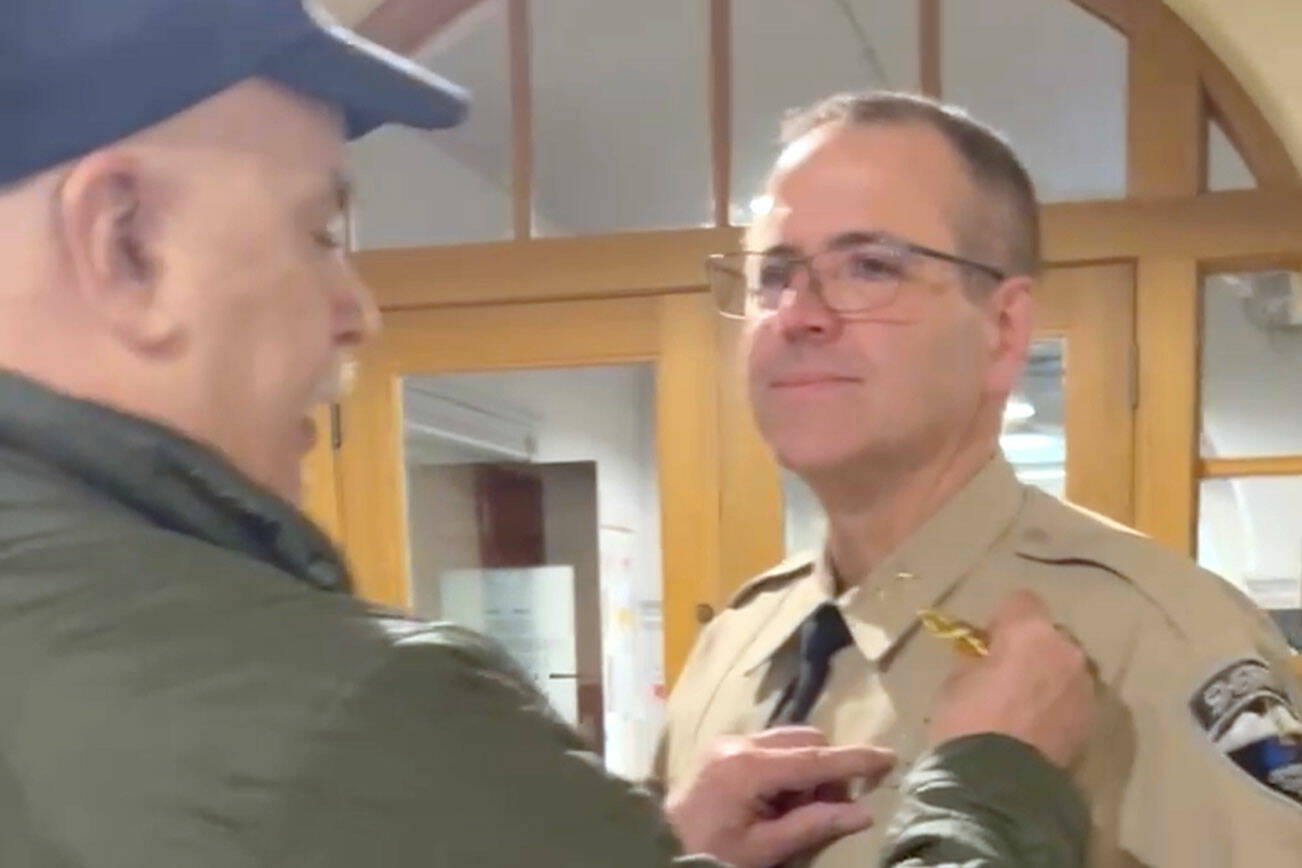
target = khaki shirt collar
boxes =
[741,455,1026,674]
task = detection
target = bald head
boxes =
[0,79,376,500]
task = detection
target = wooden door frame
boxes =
[1037,263,1137,525]
[334,292,722,681]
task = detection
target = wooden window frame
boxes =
[322,0,1302,679]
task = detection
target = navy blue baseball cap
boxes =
[1,0,469,186]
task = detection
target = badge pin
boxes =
[917,608,990,657]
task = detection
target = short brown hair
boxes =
[781,91,1040,278]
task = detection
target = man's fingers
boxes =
[749,797,874,861]
[749,726,829,749]
[941,652,981,682]
[986,589,1051,634]
[748,745,896,796]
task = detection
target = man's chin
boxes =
[774,440,865,476]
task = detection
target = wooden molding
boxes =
[657,294,723,683]
[919,0,941,99]
[1127,2,1204,198]
[358,0,488,54]
[300,405,344,543]
[1198,43,1301,189]
[709,0,733,227]
[1054,264,1137,525]
[1200,457,1302,479]
[716,317,783,601]
[508,0,533,239]
[1043,190,1302,265]
[1133,258,1200,555]
[352,191,1302,309]
[356,227,738,309]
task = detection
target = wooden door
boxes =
[332,292,719,685]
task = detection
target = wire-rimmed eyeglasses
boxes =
[705,233,1007,320]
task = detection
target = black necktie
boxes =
[767,603,854,726]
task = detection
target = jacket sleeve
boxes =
[266,624,723,868]
[879,734,1089,868]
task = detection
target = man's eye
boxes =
[758,261,793,289]
[844,252,902,280]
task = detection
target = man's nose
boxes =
[336,262,381,346]
[773,271,840,341]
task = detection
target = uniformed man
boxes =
[659,91,1302,867]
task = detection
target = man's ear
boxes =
[56,151,177,349]
[983,275,1035,396]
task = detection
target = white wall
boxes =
[403,366,664,776]
[731,0,918,221]
[1199,275,1302,606]
[1202,274,1302,458]
[349,127,512,248]
[944,0,1127,202]
[1208,120,1257,191]
[347,0,526,248]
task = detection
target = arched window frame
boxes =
[307,0,1302,679]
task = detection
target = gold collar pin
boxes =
[917,608,990,658]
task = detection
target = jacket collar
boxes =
[0,371,348,592]
[741,455,1026,673]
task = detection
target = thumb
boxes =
[987,589,1051,633]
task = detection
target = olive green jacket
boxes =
[0,372,1085,867]
[883,734,1089,867]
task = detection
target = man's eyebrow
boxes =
[826,230,891,249]
[757,243,801,257]
[758,231,892,257]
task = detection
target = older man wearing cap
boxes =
[0,2,1097,866]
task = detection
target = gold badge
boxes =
[917,609,990,657]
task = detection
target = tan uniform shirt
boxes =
[659,458,1302,867]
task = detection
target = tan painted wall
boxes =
[1166,0,1302,171]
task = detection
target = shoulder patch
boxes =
[726,554,816,610]
[1190,658,1302,809]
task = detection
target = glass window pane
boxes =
[532,0,710,235]
[349,3,512,248]
[1198,477,1302,624]
[1202,272,1302,458]
[943,0,1126,202]
[402,366,663,778]
[1208,118,1257,191]
[1002,338,1066,498]
[732,0,919,224]
[782,469,826,557]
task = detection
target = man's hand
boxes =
[664,727,895,868]
[926,590,1097,768]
